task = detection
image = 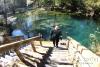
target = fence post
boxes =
[40,38,42,46]
[31,41,36,52]
[14,47,25,62]
[39,33,42,46]
[67,37,70,54]
[67,39,70,49]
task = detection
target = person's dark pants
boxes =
[53,39,59,47]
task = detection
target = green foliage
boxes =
[83,0,100,9]
[0,19,4,24]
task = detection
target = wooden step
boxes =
[45,46,73,67]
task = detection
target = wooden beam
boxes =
[31,41,36,52]
[14,47,25,62]
[0,36,40,53]
[39,38,42,46]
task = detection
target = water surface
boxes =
[13,10,100,48]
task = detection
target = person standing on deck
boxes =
[50,25,62,47]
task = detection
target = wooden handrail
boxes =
[67,37,91,67]
[0,35,42,66]
[0,36,41,53]
[67,36,100,67]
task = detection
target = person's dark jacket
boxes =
[50,29,62,40]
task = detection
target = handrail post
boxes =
[39,33,42,46]
[31,41,36,52]
[67,39,70,49]
[14,47,25,62]
[67,37,70,53]
[40,37,42,46]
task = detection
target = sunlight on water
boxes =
[14,11,100,48]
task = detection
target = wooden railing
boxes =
[67,36,100,67]
[0,35,42,66]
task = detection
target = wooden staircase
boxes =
[45,45,73,67]
[0,36,100,67]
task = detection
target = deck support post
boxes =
[39,34,42,46]
[67,39,70,49]
[14,47,25,62]
[40,38,42,46]
[31,41,36,52]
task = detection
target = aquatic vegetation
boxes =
[89,33,100,53]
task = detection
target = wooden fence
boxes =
[67,36,100,67]
[0,35,42,66]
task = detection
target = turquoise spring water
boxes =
[14,11,100,48]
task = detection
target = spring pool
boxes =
[13,10,100,48]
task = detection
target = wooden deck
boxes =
[0,36,100,67]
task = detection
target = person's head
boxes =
[54,25,59,30]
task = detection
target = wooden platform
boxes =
[0,37,100,67]
[45,45,73,67]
